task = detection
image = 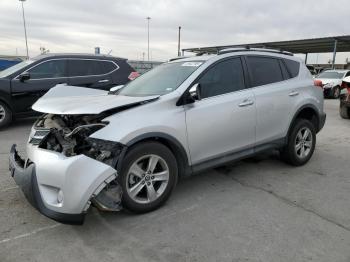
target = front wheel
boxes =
[0,101,12,129]
[118,142,178,213]
[281,119,316,166]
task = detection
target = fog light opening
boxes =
[57,190,64,204]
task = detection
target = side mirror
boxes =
[108,85,124,94]
[182,83,200,105]
[189,83,200,100]
[19,72,30,82]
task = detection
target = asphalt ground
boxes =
[0,99,350,262]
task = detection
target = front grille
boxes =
[29,137,43,145]
[29,128,50,145]
[34,130,50,137]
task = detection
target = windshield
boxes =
[0,60,34,78]
[118,61,203,96]
[317,71,344,79]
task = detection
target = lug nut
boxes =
[147,182,151,186]
[142,180,145,184]
[151,176,155,179]
[142,174,145,177]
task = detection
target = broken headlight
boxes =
[84,138,125,167]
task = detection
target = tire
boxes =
[332,86,341,99]
[118,141,178,213]
[281,119,316,166]
[340,104,350,119]
[0,101,12,129]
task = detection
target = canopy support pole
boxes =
[332,39,337,69]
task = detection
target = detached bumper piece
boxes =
[9,144,85,225]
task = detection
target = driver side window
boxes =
[197,58,245,99]
[28,60,67,79]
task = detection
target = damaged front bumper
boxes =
[9,144,118,225]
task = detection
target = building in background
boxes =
[127,60,163,74]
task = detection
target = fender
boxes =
[0,90,13,111]
[117,132,192,176]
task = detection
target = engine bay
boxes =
[34,114,121,166]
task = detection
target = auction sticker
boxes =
[181,62,203,67]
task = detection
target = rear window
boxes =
[283,59,300,78]
[246,56,283,87]
[69,60,117,77]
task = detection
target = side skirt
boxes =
[191,138,286,174]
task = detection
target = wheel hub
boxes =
[295,127,313,159]
[126,154,170,204]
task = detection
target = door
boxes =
[67,59,114,90]
[11,59,67,113]
[185,57,256,165]
[245,56,298,145]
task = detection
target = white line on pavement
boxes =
[0,186,19,192]
[0,224,61,244]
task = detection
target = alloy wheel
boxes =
[294,127,313,159]
[0,105,5,123]
[126,154,169,204]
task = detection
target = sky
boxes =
[1,0,350,63]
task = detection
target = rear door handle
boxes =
[289,91,299,97]
[238,99,254,107]
[98,79,109,83]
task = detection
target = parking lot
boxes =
[0,99,349,262]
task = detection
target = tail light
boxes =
[313,79,323,88]
[128,71,140,81]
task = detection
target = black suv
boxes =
[0,53,136,128]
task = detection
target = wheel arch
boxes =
[288,104,321,138]
[0,96,13,111]
[117,132,192,177]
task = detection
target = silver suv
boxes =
[9,48,326,224]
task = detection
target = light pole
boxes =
[146,17,151,61]
[19,0,29,59]
[178,26,181,57]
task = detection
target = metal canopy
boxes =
[182,35,350,54]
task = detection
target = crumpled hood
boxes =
[32,84,159,115]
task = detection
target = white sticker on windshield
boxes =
[181,62,203,67]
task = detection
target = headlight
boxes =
[84,138,125,166]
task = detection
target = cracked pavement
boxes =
[1,100,350,262]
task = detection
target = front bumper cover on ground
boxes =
[9,145,86,224]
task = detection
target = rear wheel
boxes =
[281,119,316,166]
[118,142,178,213]
[332,86,341,99]
[0,101,12,129]
[340,103,350,119]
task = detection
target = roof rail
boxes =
[168,56,189,62]
[218,47,293,56]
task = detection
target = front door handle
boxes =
[238,99,254,107]
[98,79,109,83]
[289,91,299,97]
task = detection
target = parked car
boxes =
[0,53,137,128]
[9,48,326,224]
[314,69,350,98]
[0,58,22,71]
[340,76,350,119]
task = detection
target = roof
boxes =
[183,35,350,54]
[32,53,126,61]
